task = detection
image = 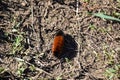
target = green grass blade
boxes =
[93,13,120,22]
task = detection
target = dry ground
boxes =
[0,0,120,80]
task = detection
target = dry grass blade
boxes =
[14,57,53,77]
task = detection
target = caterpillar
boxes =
[52,30,64,58]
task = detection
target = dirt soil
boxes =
[0,0,120,80]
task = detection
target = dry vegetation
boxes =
[0,0,120,80]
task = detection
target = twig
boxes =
[14,57,53,77]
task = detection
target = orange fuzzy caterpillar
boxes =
[52,30,64,57]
